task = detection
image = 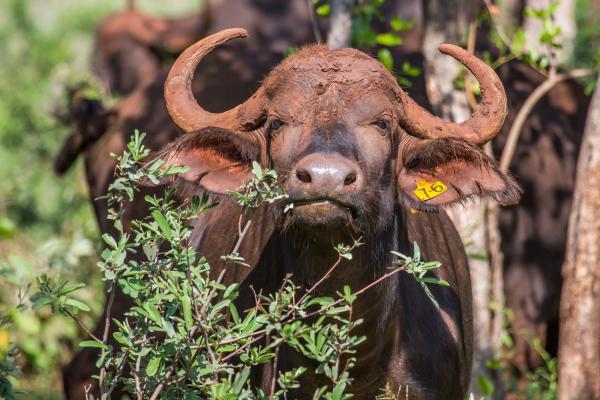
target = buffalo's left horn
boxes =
[397,44,507,146]
[164,28,265,133]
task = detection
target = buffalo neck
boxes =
[274,215,408,395]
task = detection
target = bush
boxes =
[26,131,449,398]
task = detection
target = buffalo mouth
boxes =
[283,197,358,226]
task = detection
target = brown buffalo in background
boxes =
[494,62,589,372]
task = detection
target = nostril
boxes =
[296,169,312,183]
[344,172,357,186]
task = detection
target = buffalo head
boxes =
[159,29,520,237]
[95,2,211,96]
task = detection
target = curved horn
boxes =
[397,44,507,145]
[165,28,265,133]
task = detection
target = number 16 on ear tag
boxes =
[414,180,447,201]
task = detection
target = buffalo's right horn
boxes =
[397,44,507,146]
[164,28,266,133]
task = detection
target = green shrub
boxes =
[27,131,449,398]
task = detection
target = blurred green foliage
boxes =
[573,0,600,70]
[0,0,196,397]
[0,0,107,395]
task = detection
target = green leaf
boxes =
[80,340,108,350]
[57,282,86,296]
[31,295,53,310]
[401,62,421,77]
[144,303,162,325]
[232,367,250,394]
[331,380,347,400]
[478,373,495,395]
[112,332,130,347]
[182,294,193,330]
[102,233,118,249]
[468,252,489,261]
[142,242,158,261]
[64,298,91,312]
[251,161,263,180]
[375,33,403,46]
[151,210,172,240]
[0,217,16,239]
[378,48,394,71]
[146,356,160,377]
[390,16,414,32]
[316,4,330,16]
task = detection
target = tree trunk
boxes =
[327,0,354,49]
[524,0,576,64]
[557,75,600,400]
[422,0,494,396]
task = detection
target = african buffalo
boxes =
[93,1,211,97]
[494,61,589,373]
[155,28,520,398]
[55,3,323,398]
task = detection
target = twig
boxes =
[306,0,323,44]
[221,334,265,362]
[202,325,218,381]
[149,347,181,400]
[220,257,408,369]
[104,354,128,397]
[481,0,513,50]
[499,68,594,172]
[99,287,117,389]
[134,334,146,400]
[464,6,479,110]
[294,241,359,308]
[300,263,407,322]
[64,309,102,343]
[149,370,173,400]
[198,219,252,318]
[269,341,281,398]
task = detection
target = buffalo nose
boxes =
[292,153,362,194]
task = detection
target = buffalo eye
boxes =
[269,118,285,132]
[372,118,390,133]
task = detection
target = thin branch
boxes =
[481,0,513,50]
[294,239,361,308]
[198,219,252,318]
[99,287,117,389]
[104,354,128,397]
[269,341,281,398]
[149,370,173,400]
[499,68,594,172]
[306,0,323,44]
[202,325,218,381]
[222,334,265,362]
[64,309,102,343]
[464,6,480,111]
[134,334,146,400]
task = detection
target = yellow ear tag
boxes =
[414,180,447,201]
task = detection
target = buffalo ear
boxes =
[396,138,521,211]
[155,127,261,194]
